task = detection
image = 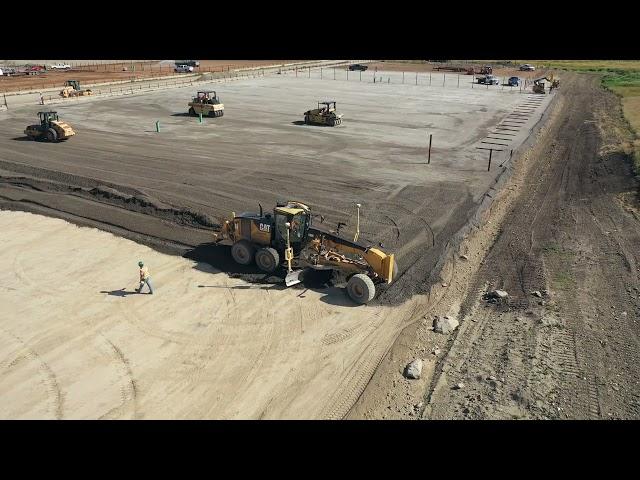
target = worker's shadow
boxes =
[100,288,139,297]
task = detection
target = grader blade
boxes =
[285,269,302,287]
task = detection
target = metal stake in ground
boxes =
[428,133,433,164]
[155,120,160,133]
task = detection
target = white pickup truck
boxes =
[174,64,194,73]
[50,64,72,70]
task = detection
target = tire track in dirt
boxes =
[0,327,64,419]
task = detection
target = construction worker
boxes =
[39,93,44,105]
[136,261,154,294]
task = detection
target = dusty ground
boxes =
[0,210,424,419]
[350,72,640,420]
[0,71,551,308]
[0,68,556,419]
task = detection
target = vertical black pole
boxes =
[428,134,433,164]
[488,149,493,171]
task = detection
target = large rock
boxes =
[492,290,509,299]
[404,359,423,379]
[433,315,460,334]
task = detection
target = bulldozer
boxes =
[304,101,343,126]
[212,201,396,304]
[532,74,559,94]
[24,111,75,142]
[188,90,225,117]
[59,80,93,98]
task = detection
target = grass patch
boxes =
[542,243,575,259]
[552,271,576,291]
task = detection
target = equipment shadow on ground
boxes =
[184,242,361,307]
[11,137,34,142]
[290,121,337,128]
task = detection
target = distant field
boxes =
[525,61,640,170]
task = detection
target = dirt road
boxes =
[351,72,640,419]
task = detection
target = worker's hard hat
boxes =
[138,261,144,267]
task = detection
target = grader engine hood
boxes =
[307,225,395,283]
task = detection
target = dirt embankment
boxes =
[350,72,640,420]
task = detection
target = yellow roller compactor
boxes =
[188,90,225,117]
[213,201,396,304]
[304,100,343,126]
[24,111,75,142]
[59,80,93,98]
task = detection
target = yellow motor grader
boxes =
[213,201,396,304]
[532,74,559,94]
[59,80,93,98]
[24,111,75,142]
[304,100,343,126]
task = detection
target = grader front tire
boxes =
[346,274,376,304]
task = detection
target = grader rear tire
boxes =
[231,240,255,266]
[255,247,279,273]
[346,274,376,304]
